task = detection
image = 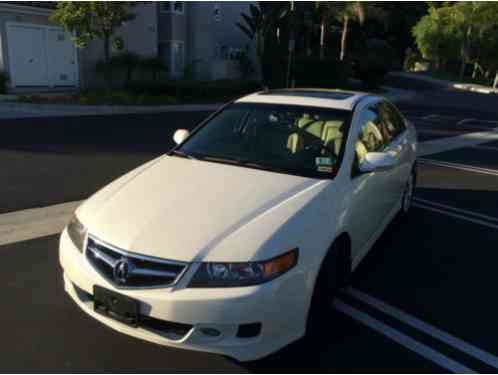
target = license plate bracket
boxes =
[93,285,139,327]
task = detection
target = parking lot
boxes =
[2,84,498,372]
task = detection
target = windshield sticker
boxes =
[315,157,333,166]
[317,165,333,173]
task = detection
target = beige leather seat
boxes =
[321,121,343,156]
[287,133,304,154]
[287,117,344,156]
[287,115,320,154]
[356,140,369,164]
[362,121,383,151]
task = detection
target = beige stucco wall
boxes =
[79,2,158,88]
[186,1,258,80]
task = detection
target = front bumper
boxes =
[59,229,308,361]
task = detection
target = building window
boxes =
[160,1,184,14]
[160,40,185,77]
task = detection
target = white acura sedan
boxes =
[60,89,417,361]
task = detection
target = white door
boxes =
[6,23,49,86]
[378,101,410,209]
[6,22,78,88]
[347,103,393,262]
[46,28,78,86]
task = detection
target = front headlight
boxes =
[188,249,298,288]
[67,214,87,253]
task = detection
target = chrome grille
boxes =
[85,236,188,288]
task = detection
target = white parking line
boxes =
[419,159,498,176]
[423,114,462,123]
[334,299,476,373]
[413,197,498,223]
[346,288,498,370]
[412,202,498,230]
[0,201,82,246]
[458,118,498,126]
[470,144,498,152]
[418,127,498,156]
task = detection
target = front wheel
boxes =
[400,170,415,215]
[306,241,350,339]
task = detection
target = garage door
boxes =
[6,22,79,87]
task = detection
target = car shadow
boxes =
[234,218,421,373]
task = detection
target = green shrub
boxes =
[293,58,351,89]
[17,95,33,103]
[404,49,422,72]
[237,46,255,79]
[355,39,396,89]
[140,57,167,80]
[78,89,178,106]
[136,94,177,106]
[127,80,261,101]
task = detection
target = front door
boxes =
[346,103,393,265]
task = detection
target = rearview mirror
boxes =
[173,129,190,145]
[359,152,396,173]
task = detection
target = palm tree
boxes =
[236,2,289,84]
[316,2,384,61]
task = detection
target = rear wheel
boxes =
[306,239,350,339]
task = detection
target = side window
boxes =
[378,101,406,141]
[354,106,385,168]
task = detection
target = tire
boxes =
[399,170,416,216]
[306,239,350,339]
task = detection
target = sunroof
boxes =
[260,90,354,100]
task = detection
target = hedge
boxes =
[292,58,352,89]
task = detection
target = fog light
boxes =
[200,327,221,337]
[236,322,262,338]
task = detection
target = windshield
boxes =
[176,103,351,178]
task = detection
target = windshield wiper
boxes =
[243,162,287,174]
[170,150,199,160]
[201,155,287,174]
[201,155,247,165]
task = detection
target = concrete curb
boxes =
[381,86,417,103]
[0,86,415,119]
[388,71,452,88]
[453,83,497,95]
[0,101,222,118]
[390,71,498,95]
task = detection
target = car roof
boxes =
[236,88,373,111]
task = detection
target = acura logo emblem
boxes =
[113,257,134,284]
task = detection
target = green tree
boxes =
[316,2,384,61]
[414,2,498,82]
[51,2,136,85]
[373,2,428,62]
[412,6,459,71]
[236,2,289,85]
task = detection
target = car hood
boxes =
[77,156,326,262]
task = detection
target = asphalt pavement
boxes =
[2,78,498,372]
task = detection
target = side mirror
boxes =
[173,129,190,145]
[359,152,397,173]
